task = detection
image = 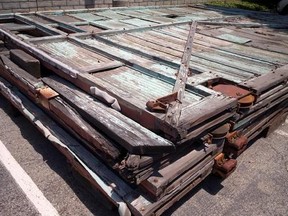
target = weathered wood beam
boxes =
[42,75,175,154]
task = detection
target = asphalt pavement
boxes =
[0,93,288,216]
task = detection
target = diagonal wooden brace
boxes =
[146,21,197,125]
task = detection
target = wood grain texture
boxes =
[42,75,175,154]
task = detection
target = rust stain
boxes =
[212,84,255,108]
[37,86,59,109]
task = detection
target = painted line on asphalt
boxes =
[0,140,59,216]
[275,130,288,137]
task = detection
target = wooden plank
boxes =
[0,54,123,163]
[68,13,107,22]
[48,97,122,161]
[72,36,181,83]
[80,61,124,73]
[243,106,288,139]
[0,55,38,83]
[0,53,185,185]
[152,27,274,75]
[0,55,38,95]
[35,40,112,69]
[94,31,251,81]
[256,85,286,103]
[233,94,288,131]
[179,94,237,132]
[141,143,216,200]
[198,27,288,55]
[247,87,288,114]
[0,51,220,187]
[79,36,180,80]
[42,76,175,154]
[153,162,212,216]
[10,49,41,78]
[101,31,257,78]
[1,22,239,143]
[240,65,288,95]
[125,159,214,216]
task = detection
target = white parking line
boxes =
[0,140,59,216]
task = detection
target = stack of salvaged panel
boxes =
[0,5,287,216]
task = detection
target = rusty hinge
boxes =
[146,92,178,113]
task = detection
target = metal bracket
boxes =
[36,86,59,109]
[226,131,248,150]
[146,92,178,113]
[213,153,237,178]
